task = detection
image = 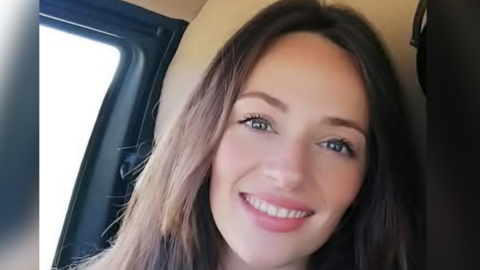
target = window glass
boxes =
[39,25,121,270]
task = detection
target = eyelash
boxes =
[238,114,274,132]
[318,138,356,157]
[238,114,355,157]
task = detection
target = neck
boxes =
[218,247,308,270]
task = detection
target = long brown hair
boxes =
[70,0,424,269]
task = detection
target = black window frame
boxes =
[39,0,188,268]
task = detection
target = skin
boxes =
[210,32,369,270]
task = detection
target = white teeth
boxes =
[267,205,278,216]
[260,202,268,213]
[245,195,311,219]
[276,208,288,218]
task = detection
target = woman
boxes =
[73,0,424,269]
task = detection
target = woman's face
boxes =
[210,32,368,269]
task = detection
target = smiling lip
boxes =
[240,193,314,233]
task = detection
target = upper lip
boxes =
[241,192,315,213]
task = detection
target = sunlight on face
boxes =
[210,32,368,269]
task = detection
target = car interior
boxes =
[34,0,426,269]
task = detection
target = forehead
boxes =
[243,32,369,128]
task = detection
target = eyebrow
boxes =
[239,91,289,112]
[322,117,368,138]
[239,91,367,137]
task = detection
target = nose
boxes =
[262,138,309,190]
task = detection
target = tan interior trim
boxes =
[121,0,208,21]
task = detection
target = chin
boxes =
[235,247,300,269]
[242,257,289,269]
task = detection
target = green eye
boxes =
[319,139,354,156]
[247,118,271,131]
[239,115,273,132]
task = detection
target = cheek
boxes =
[211,127,261,208]
[313,159,364,212]
[212,126,271,186]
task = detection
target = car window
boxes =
[40,25,121,270]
